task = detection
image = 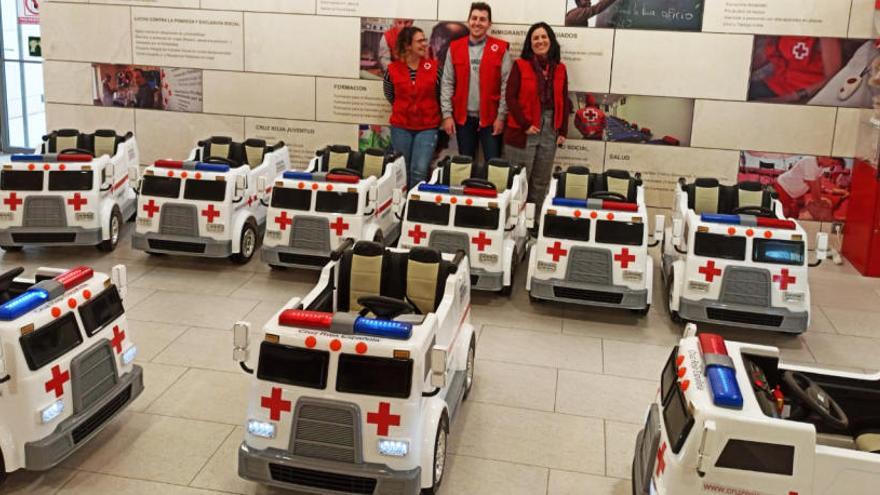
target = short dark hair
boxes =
[469,2,492,22]
[396,26,425,59]
[520,22,561,64]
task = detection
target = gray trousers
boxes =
[503,110,558,205]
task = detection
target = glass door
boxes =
[1,0,44,153]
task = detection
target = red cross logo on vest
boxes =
[490,43,499,52]
[67,193,88,211]
[614,248,635,269]
[547,241,568,262]
[424,62,432,70]
[330,217,349,236]
[408,224,427,245]
[3,193,23,211]
[261,387,292,421]
[585,109,599,122]
[471,231,492,251]
[110,325,126,354]
[201,204,220,223]
[143,199,160,218]
[367,401,401,436]
[773,269,796,290]
[698,260,722,282]
[275,211,292,231]
[656,442,667,476]
[45,365,70,398]
[792,41,810,60]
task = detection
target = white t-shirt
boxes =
[777,156,821,198]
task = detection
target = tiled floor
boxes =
[2,224,879,495]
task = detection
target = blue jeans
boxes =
[391,127,438,189]
[456,116,502,160]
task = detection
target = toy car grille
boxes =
[278,252,329,267]
[429,230,469,255]
[11,233,76,243]
[158,203,199,237]
[565,247,612,286]
[553,286,623,304]
[706,308,783,327]
[148,239,206,253]
[719,267,771,307]
[291,400,360,463]
[72,385,131,444]
[289,216,330,252]
[23,196,67,228]
[71,341,119,413]
[268,464,376,494]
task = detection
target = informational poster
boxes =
[439,0,565,26]
[246,117,358,167]
[315,78,391,124]
[554,140,606,170]
[703,0,851,37]
[202,0,313,13]
[568,93,694,147]
[131,8,244,71]
[18,0,39,25]
[91,0,199,7]
[92,64,203,113]
[163,68,204,112]
[318,0,437,19]
[565,0,703,32]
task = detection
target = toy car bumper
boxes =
[262,245,329,270]
[132,232,233,257]
[470,267,505,292]
[238,441,422,495]
[24,365,144,471]
[632,403,661,495]
[678,297,808,333]
[0,226,103,246]
[530,277,649,310]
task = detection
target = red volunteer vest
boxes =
[507,58,567,132]
[384,27,401,62]
[449,36,508,127]
[388,58,441,131]
[575,106,606,140]
[764,37,825,96]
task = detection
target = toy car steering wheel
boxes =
[589,190,628,202]
[0,267,24,296]
[203,156,236,166]
[357,296,416,319]
[733,206,775,217]
[782,371,849,430]
[461,178,497,190]
[59,148,95,157]
[328,168,363,179]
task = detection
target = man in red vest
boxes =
[574,94,606,140]
[440,2,512,160]
[378,19,414,71]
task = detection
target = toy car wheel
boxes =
[463,335,476,400]
[666,277,682,324]
[231,222,257,264]
[97,207,122,252]
[421,414,449,495]
[0,245,22,252]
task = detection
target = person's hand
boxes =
[442,117,456,136]
[492,118,505,136]
[556,135,567,146]
[525,125,540,135]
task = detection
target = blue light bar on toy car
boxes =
[353,317,413,340]
[195,163,230,173]
[552,198,588,208]
[283,171,313,180]
[698,333,743,409]
[10,154,43,162]
[700,213,741,225]
[417,184,450,194]
[0,288,50,321]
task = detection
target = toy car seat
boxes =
[197,136,279,168]
[336,240,387,313]
[403,247,454,314]
[591,169,641,202]
[856,431,880,454]
[439,155,478,187]
[316,145,393,179]
[485,158,519,193]
[555,166,591,199]
[440,156,520,194]
[42,129,127,158]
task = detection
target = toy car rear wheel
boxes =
[97,207,122,252]
[231,222,257,264]
[421,414,449,495]
[666,276,682,324]
[463,335,476,400]
[0,245,22,252]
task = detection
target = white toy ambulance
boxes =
[261,144,407,270]
[132,136,290,263]
[0,264,141,484]
[663,178,828,333]
[633,324,880,495]
[398,156,529,295]
[0,129,139,252]
[232,240,475,494]
[525,166,663,313]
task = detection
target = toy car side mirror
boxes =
[257,176,267,196]
[233,321,252,374]
[393,188,402,207]
[111,264,128,300]
[0,344,10,385]
[234,175,247,198]
[653,214,665,241]
[525,203,536,229]
[672,218,684,246]
[430,346,447,389]
[810,232,829,267]
[128,165,140,184]
[510,199,522,218]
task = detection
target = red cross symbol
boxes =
[698,260,722,282]
[274,211,292,231]
[585,109,599,121]
[260,387,292,421]
[201,204,220,223]
[655,442,667,476]
[330,217,349,236]
[471,231,492,252]
[66,193,88,211]
[44,365,70,398]
[773,269,796,290]
[142,199,160,218]
[366,401,401,436]
[110,325,126,354]
[546,241,568,262]
[408,224,427,245]
[3,193,23,211]
[614,248,635,269]
[792,41,810,60]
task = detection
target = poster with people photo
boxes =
[569,92,694,146]
[739,151,852,224]
[748,36,878,108]
[359,18,468,80]
[92,64,203,112]
[564,0,704,31]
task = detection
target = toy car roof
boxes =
[194,136,285,169]
[0,266,104,325]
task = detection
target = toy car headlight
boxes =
[206,224,225,233]
[0,212,15,221]
[783,291,805,303]
[377,438,409,457]
[137,217,152,226]
[121,345,138,365]
[688,280,710,292]
[41,399,65,424]
[75,212,95,221]
[537,261,557,272]
[247,419,276,439]
[623,270,643,281]
[266,230,282,239]
[478,253,498,263]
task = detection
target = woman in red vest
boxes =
[504,22,572,206]
[384,27,442,189]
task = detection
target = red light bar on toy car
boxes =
[54,266,94,290]
[325,174,360,184]
[11,154,93,163]
[278,309,334,329]
[154,160,189,169]
[462,186,498,198]
[698,333,743,409]
[701,213,795,230]
[552,198,638,211]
